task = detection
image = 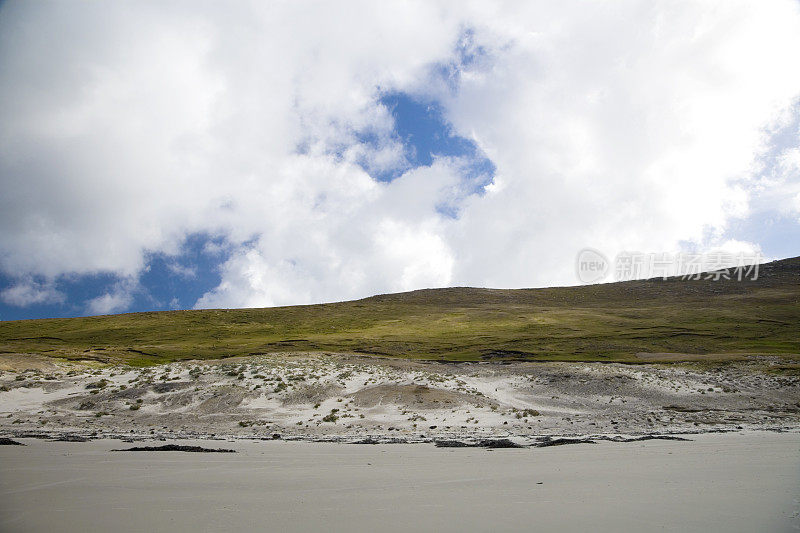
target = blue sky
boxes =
[0,90,493,320]
[1,1,799,321]
[0,235,225,320]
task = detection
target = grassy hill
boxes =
[1,257,799,366]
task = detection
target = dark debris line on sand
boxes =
[434,439,474,448]
[479,438,526,448]
[601,435,692,443]
[0,437,25,446]
[534,435,692,447]
[434,434,692,449]
[112,444,236,453]
[533,437,597,447]
[50,435,90,442]
[434,438,527,448]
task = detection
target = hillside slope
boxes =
[1,257,798,365]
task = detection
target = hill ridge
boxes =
[0,256,798,365]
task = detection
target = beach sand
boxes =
[1,431,798,532]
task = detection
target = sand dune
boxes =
[1,353,798,442]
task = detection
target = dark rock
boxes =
[434,439,472,448]
[0,437,24,446]
[478,438,525,448]
[534,437,596,447]
[112,444,236,453]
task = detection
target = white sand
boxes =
[4,356,798,440]
[1,431,798,532]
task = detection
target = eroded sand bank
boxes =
[1,354,798,442]
[1,432,798,532]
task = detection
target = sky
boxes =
[1,1,800,320]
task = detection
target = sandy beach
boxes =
[2,354,798,531]
[1,431,798,532]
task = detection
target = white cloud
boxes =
[711,240,763,257]
[436,1,800,288]
[166,262,197,279]
[1,1,799,311]
[196,159,461,307]
[86,286,135,315]
[0,279,64,307]
[86,292,133,316]
[776,147,800,220]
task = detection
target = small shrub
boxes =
[322,408,339,423]
[85,379,109,390]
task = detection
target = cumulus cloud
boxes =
[195,159,462,307]
[0,279,64,307]
[775,147,800,219]
[437,1,800,287]
[1,1,799,312]
[86,292,133,316]
[85,278,137,315]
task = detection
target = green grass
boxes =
[1,257,799,366]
